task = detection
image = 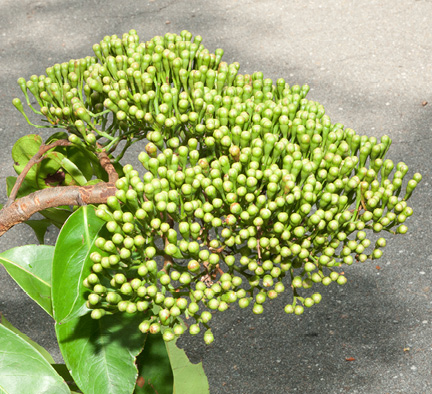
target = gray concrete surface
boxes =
[0,1,431,393]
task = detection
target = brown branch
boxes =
[0,143,119,237]
[0,182,117,236]
[96,143,118,183]
[6,140,118,207]
[6,140,72,207]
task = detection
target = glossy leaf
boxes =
[0,324,70,394]
[0,245,54,316]
[52,205,105,323]
[84,179,104,186]
[35,152,62,188]
[46,135,101,182]
[11,134,42,185]
[40,206,73,228]
[43,151,88,186]
[63,146,95,181]
[0,313,54,364]
[6,175,37,199]
[135,334,173,394]
[51,364,81,392]
[165,337,209,394]
[24,218,52,244]
[45,131,69,144]
[56,312,145,394]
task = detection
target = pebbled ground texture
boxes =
[0,1,431,393]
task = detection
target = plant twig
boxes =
[96,143,118,183]
[0,143,119,237]
[0,183,117,236]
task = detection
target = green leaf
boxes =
[6,176,15,195]
[11,134,43,184]
[51,364,81,392]
[43,151,88,186]
[6,176,38,199]
[24,218,52,244]
[64,146,95,181]
[0,324,70,394]
[36,152,62,189]
[40,206,73,228]
[84,179,104,186]
[134,334,174,394]
[165,338,209,394]
[45,131,69,144]
[51,364,73,383]
[56,312,145,394]
[47,142,100,182]
[0,313,54,364]
[52,205,105,323]
[0,245,54,316]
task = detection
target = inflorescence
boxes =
[15,30,421,344]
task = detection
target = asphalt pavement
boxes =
[0,1,431,393]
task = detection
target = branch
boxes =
[0,144,119,237]
[96,143,118,183]
[0,183,117,236]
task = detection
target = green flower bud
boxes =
[91,309,105,320]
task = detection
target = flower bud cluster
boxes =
[16,30,420,343]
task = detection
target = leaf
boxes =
[51,364,81,392]
[45,131,69,144]
[56,312,145,394]
[24,218,52,244]
[84,179,105,186]
[63,146,95,181]
[6,176,15,195]
[0,245,54,316]
[36,151,62,188]
[11,134,43,183]
[0,324,70,394]
[43,151,88,186]
[51,364,74,382]
[165,338,209,394]
[52,205,105,323]
[40,206,73,228]
[134,334,173,394]
[0,313,54,364]
[6,175,38,199]
[48,143,100,182]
